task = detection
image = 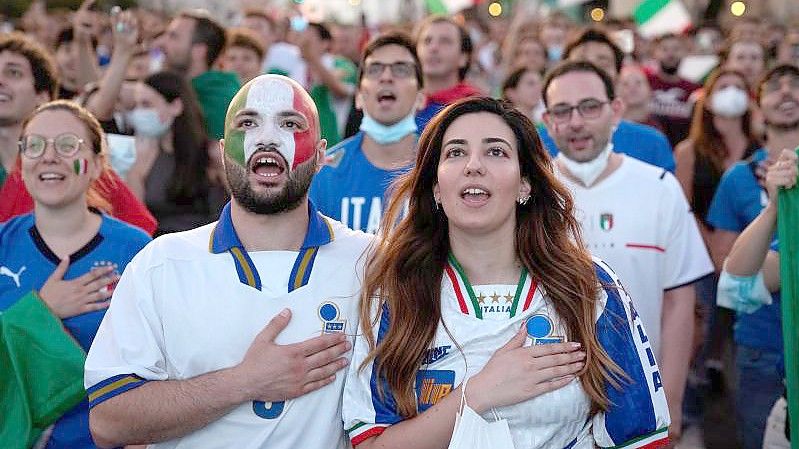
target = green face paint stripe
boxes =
[224,83,251,166]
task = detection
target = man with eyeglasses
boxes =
[543,60,712,444]
[707,64,799,449]
[310,32,424,233]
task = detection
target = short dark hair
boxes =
[56,26,99,51]
[501,66,537,100]
[227,27,266,60]
[757,64,799,104]
[542,60,615,107]
[242,9,276,30]
[358,31,423,88]
[0,32,58,99]
[180,10,227,67]
[415,15,473,81]
[308,22,332,42]
[563,27,624,75]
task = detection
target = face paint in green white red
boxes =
[223,75,320,172]
[73,158,88,175]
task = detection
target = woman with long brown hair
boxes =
[343,97,670,449]
[674,68,759,395]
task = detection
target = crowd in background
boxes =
[1,0,799,448]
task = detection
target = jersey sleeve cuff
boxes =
[348,422,389,447]
[602,427,670,449]
[87,374,148,408]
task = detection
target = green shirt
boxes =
[0,165,6,188]
[310,55,357,147]
[192,70,241,141]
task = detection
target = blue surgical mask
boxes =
[359,111,417,145]
[129,107,171,137]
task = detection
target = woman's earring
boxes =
[518,195,531,205]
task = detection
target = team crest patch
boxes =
[525,314,564,345]
[318,301,346,334]
[421,345,452,365]
[415,370,455,412]
[599,213,613,232]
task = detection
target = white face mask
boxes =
[557,143,613,187]
[448,378,516,449]
[710,85,749,118]
[128,108,171,137]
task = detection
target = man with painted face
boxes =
[85,74,373,448]
[310,32,423,233]
[543,60,713,444]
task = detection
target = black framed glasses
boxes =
[547,98,610,124]
[363,61,417,79]
[19,133,85,159]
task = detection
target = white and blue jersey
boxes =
[707,148,783,354]
[343,257,670,449]
[538,120,676,172]
[0,212,151,449]
[309,132,412,233]
[84,201,373,448]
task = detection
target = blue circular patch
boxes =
[526,315,552,339]
[319,303,338,321]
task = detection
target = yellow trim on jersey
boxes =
[230,247,257,288]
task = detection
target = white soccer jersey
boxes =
[343,256,671,449]
[557,156,713,355]
[85,202,372,449]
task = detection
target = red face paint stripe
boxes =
[290,84,318,170]
[444,265,469,314]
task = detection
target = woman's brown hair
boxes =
[21,100,113,213]
[689,68,758,174]
[359,97,623,417]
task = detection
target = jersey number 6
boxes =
[253,400,285,419]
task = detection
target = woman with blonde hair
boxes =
[343,97,670,449]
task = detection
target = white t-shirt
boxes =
[344,256,670,449]
[557,156,713,355]
[85,203,372,449]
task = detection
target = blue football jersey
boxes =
[0,212,150,449]
[310,132,412,233]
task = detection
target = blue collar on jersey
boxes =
[209,201,335,291]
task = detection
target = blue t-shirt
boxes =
[416,102,445,132]
[707,148,782,353]
[536,119,676,172]
[0,212,151,449]
[310,132,411,233]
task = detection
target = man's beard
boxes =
[225,155,315,215]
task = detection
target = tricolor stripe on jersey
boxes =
[592,261,670,449]
[86,373,147,408]
[209,202,334,292]
[445,254,537,319]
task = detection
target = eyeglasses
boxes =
[363,62,417,80]
[762,74,799,94]
[19,133,86,159]
[546,99,609,124]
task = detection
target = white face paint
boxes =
[243,78,298,168]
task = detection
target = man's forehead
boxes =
[366,45,415,63]
[230,76,316,118]
[549,72,606,102]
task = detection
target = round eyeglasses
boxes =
[18,133,86,159]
